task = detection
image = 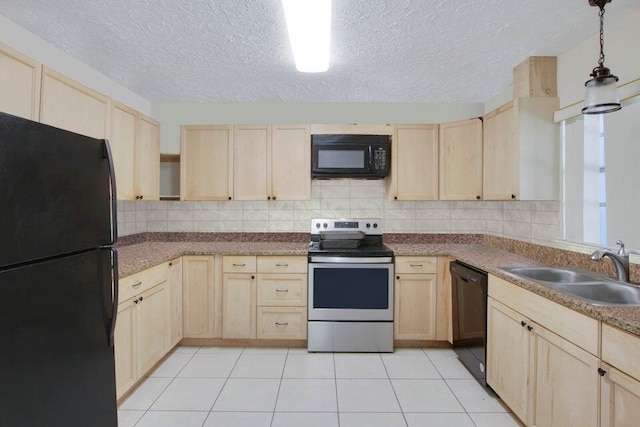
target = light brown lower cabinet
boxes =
[394,256,437,340]
[487,280,600,427]
[114,277,171,399]
[600,362,640,427]
[257,306,307,339]
[182,256,217,338]
[222,273,257,339]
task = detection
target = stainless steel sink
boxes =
[551,282,640,306]
[501,266,640,306]
[502,267,599,283]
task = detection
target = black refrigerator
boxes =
[0,112,119,426]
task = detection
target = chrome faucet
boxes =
[590,240,630,282]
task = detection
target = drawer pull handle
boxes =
[132,281,142,289]
[410,264,423,267]
[275,322,289,326]
[275,289,289,293]
[275,263,289,267]
[233,263,246,267]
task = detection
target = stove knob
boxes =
[323,223,328,228]
[315,223,321,229]
[373,223,378,228]
[366,223,371,228]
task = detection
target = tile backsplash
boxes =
[117,180,559,244]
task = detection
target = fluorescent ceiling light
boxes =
[281,0,331,73]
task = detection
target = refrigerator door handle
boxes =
[102,139,118,245]
[108,248,119,347]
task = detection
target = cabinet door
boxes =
[601,363,640,427]
[136,281,171,375]
[257,307,307,339]
[135,114,160,200]
[394,273,437,340]
[529,321,599,427]
[483,102,517,200]
[110,103,136,200]
[114,299,136,399]
[182,256,216,338]
[222,273,257,339]
[234,125,270,201]
[486,297,529,423]
[271,125,310,200]
[439,118,483,200]
[40,67,109,139]
[0,43,41,120]
[181,126,233,200]
[390,125,438,200]
[169,258,183,346]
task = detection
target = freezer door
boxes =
[0,249,118,427]
[0,112,114,268]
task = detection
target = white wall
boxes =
[152,102,484,153]
[0,15,151,115]
[557,7,640,110]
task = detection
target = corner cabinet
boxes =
[40,67,110,139]
[439,118,483,200]
[180,126,234,201]
[182,255,219,338]
[483,98,559,200]
[487,275,600,426]
[0,43,41,120]
[388,125,439,201]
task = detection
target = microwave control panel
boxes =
[372,147,387,170]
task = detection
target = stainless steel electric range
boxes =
[307,218,394,352]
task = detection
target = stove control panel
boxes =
[311,218,383,235]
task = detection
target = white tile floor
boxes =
[118,347,523,427]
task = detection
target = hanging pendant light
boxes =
[582,0,621,115]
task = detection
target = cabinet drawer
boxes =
[257,307,307,339]
[257,256,307,274]
[222,256,256,273]
[602,323,640,382]
[257,274,307,306]
[119,262,168,303]
[395,256,437,274]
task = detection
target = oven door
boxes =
[308,262,394,321]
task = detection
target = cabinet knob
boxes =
[140,195,144,200]
[267,196,271,200]
[228,196,232,200]
[598,368,606,377]
[169,262,172,266]
[394,196,398,200]
[396,275,400,280]
[527,325,533,331]
[511,194,516,199]
[251,275,255,279]
[476,195,481,200]
[139,296,144,302]
[272,195,276,200]
[520,321,526,327]
[133,298,139,304]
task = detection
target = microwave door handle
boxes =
[368,145,373,171]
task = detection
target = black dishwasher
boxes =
[450,261,488,387]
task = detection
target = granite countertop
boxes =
[389,243,640,337]
[117,239,640,338]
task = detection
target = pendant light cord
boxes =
[598,6,606,69]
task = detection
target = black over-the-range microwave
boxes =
[311,134,391,179]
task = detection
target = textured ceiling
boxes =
[0,0,636,103]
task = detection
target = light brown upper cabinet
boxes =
[388,125,439,201]
[134,114,160,200]
[271,125,311,200]
[483,98,559,200]
[0,43,41,120]
[180,125,234,200]
[40,67,110,139]
[234,125,271,200]
[111,104,160,200]
[439,118,483,200]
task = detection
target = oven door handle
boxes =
[309,256,393,264]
